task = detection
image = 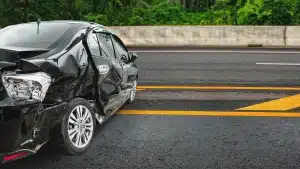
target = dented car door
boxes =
[85,29,125,112]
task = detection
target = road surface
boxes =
[3,48,300,169]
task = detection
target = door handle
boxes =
[97,65,110,75]
[123,64,130,69]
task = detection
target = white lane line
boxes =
[132,50,300,54]
[256,62,300,66]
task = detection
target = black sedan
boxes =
[0,20,138,163]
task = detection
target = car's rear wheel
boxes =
[60,98,96,156]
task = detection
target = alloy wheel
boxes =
[67,105,94,149]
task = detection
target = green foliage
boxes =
[262,0,294,25]
[128,3,186,25]
[1,0,300,27]
[237,2,262,25]
[295,1,300,24]
[237,0,295,25]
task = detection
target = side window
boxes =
[87,32,101,56]
[97,33,115,59]
[112,36,128,60]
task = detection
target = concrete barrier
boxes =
[286,26,300,47]
[0,25,299,48]
[109,26,287,48]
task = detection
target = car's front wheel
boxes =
[60,98,96,156]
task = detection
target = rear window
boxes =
[0,22,73,49]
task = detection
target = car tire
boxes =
[60,98,96,156]
[127,79,137,104]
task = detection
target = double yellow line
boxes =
[119,110,300,117]
[137,85,300,91]
[122,85,300,117]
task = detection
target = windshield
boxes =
[0,22,73,49]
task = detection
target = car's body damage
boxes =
[0,33,95,158]
[0,21,138,162]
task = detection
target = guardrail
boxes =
[109,26,300,48]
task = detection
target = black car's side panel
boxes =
[41,41,97,129]
[90,56,123,109]
[39,102,69,140]
[44,45,96,103]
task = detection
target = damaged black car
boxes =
[0,20,138,163]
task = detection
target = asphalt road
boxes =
[3,48,300,169]
[134,48,300,86]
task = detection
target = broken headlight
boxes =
[2,72,51,101]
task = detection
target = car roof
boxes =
[0,20,116,50]
[49,20,115,34]
[6,20,111,32]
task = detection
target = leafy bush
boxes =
[85,2,235,26]
[84,0,298,26]
[1,0,300,27]
[127,3,187,25]
[295,1,300,24]
[261,0,295,25]
[237,2,262,25]
[201,9,234,25]
[237,0,295,25]
[84,14,108,24]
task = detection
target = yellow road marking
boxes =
[137,86,300,91]
[118,110,300,117]
[237,94,300,111]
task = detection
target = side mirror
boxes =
[129,52,138,63]
[121,54,127,61]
